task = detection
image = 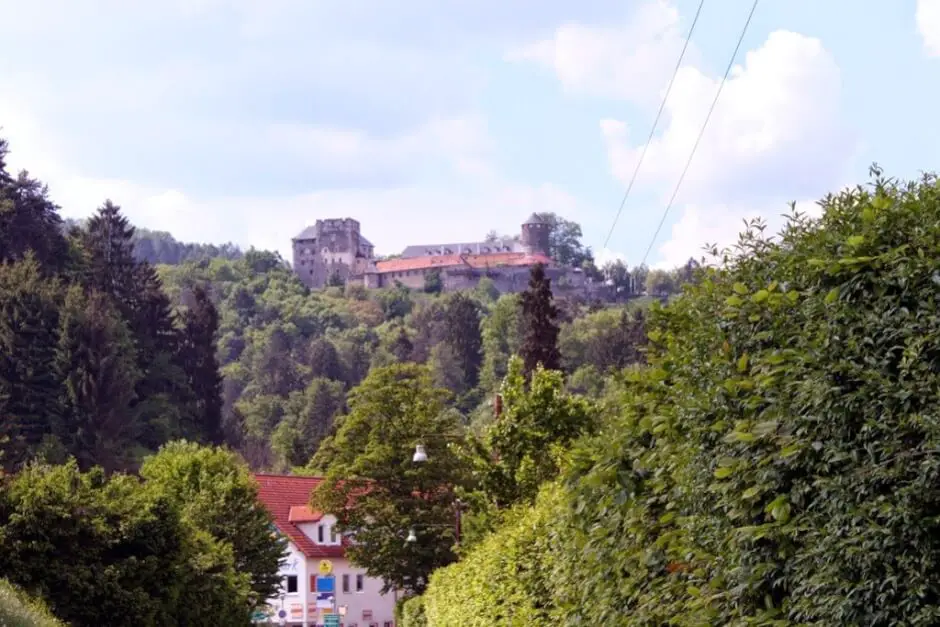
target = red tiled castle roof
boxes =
[375,251,553,274]
[254,474,346,558]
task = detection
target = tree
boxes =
[0,140,68,273]
[645,268,675,297]
[82,200,138,304]
[179,285,224,444]
[327,270,345,287]
[271,377,345,468]
[479,294,524,391]
[519,264,561,375]
[140,441,286,608]
[304,337,344,381]
[309,364,468,595]
[0,257,62,469]
[473,357,596,508]
[56,286,141,472]
[441,293,483,391]
[423,269,443,294]
[0,458,256,626]
[534,213,592,267]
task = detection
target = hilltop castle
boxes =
[291,214,588,293]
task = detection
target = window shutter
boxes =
[311,574,316,592]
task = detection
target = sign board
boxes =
[315,575,335,593]
[324,615,340,627]
[250,608,270,622]
[318,559,333,575]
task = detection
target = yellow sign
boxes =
[318,559,333,575]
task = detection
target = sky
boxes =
[1,0,938,268]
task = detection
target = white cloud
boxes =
[601,30,854,205]
[596,29,856,267]
[918,0,940,57]
[266,115,494,180]
[594,247,629,268]
[506,0,693,105]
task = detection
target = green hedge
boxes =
[420,486,561,626]
[0,579,63,627]
[397,595,426,627]
[417,172,940,625]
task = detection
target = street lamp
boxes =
[412,444,428,463]
[406,528,417,543]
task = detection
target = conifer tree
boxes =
[0,139,68,273]
[82,200,138,304]
[0,256,62,469]
[56,286,141,472]
[519,263,561,375]
[179,285,224,444]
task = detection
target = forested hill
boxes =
[64,218,244,265]
[156,252,650,470]
[0,134,663,474]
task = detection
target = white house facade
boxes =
[254,474,398,627]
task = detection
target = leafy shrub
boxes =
[421,486,561,626]
[397,595,427,627]
[421,171,940,625]
[0,579,63,627]
[558,171,940,624]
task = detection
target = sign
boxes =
[316,592,334,609]
[324,615,340,627]
[290,603,303,619]
[318,559,333,575]
[315,575,335,593]
[277,610,286,619]
[250,608,270,622]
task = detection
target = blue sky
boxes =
[0,0,937,267]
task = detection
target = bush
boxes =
[421,486,561,626]
[557,171,940,624]
[0,579,63,627]
[397,596,427,627]
[422,171,940,625]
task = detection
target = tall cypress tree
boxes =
[520,263,561,375]
[179,285,224,444]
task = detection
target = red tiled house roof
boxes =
[374,252,553,274]
[254,474,346,558]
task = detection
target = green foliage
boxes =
[310,363,469,595]
[0,579,63,627]
[417,170,940,626]
[559,306,646,374]
[397,595,427,627]
[472,357,597,509]
[423,268,443,294]
[139,441,286,607]
[132,226,243,265]
[421,486,562,626]
[519,264,561,375]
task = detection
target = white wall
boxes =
[260,540,396,627]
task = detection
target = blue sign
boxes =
[278,609,286,618]
[315,575,335,593]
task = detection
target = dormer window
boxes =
[318,524,325,543]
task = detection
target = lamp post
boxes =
[411,444,465,545]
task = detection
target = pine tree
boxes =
[0,257,63,469]
[56,286,141,472]
[442,292,483,389]
[520,263,561,375]
[0,139,69,273]
[179,285,224,444]
[82,200,138,305]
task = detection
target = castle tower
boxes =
[520,213,551,257]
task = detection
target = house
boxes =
[254,474,398,627]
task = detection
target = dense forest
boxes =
[11,129,939,627]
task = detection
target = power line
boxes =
[638,0,759,268]
[602,0,706,251]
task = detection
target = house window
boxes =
[318,524,325,543]
[330,527,338,544]
[356,574,364,592]
[284,574,298,594]
[342,574,350,593]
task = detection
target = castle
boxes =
[291,214,588,294]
